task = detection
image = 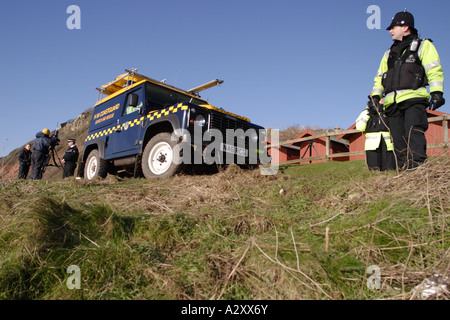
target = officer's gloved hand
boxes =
[367,95,380,114]
[429,92,445,110]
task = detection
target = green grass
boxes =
[0,158,448,300]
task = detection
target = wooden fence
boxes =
[266,114,449,166]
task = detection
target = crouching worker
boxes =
[356,98,395,171]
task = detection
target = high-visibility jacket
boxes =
[356,109,370,132]
[356,109,389,133]
[370,37,444,108]
[365,132,394,151]
[355,109,393,151]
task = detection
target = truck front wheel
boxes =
[142,133,182,179]
[84,149,108,180]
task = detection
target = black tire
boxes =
[142,132,182,179]
[84,149,108,180]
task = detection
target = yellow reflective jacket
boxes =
[370,39,444,108]
[365,132,394,151]
[355,109,370,132]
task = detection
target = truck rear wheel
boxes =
[84,149,108,180]
[142,133,182,179]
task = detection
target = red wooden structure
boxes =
[268,129,349,163]
[268,110,449,165]
[339,109,449,159]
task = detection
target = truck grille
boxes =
[210,113,254,134]
[209,113,258,150]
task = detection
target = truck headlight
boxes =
[194,114,206,127]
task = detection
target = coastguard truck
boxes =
[79,69,267,180]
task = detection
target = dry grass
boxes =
[308,157,449,299]
[0,158,448,300]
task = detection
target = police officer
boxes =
[62,138,79,178]
[31,128,55,180]
[356,98,395,171]
[18,144,32,179]
[369,10,445,170]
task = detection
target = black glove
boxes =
[429,92,445,110]
[367,95,381,114]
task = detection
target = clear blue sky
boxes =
[1,0,449,156]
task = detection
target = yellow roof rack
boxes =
[95,68,212,106]
[94,69,250,122]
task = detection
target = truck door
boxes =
[110,87,145,155]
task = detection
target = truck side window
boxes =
[124,88,144,115]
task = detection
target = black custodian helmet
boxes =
[386,11,418,35]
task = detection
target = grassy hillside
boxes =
[0,157,448,300]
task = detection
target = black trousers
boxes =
[31,150,48,180]
[18,163,30,179]
[63,162,77,178]
[366,137,395,171]
[387,103,428,170]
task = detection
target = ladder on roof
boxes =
[95,68,139,102]
[95,68,224,103]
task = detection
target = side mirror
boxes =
[128,93,139,107]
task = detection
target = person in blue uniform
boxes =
[62,138,79,178]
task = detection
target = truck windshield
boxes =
[146,82,207,109]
